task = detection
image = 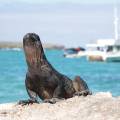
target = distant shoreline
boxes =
[0,42,64,50]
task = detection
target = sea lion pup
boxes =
[19,33,91,105]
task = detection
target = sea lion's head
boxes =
[23,33,46,68]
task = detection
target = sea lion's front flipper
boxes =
[18,87,39,105]
[18,99,39,106]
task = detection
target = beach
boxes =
[0,92,120,120]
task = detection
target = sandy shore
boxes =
[0,92,120,120]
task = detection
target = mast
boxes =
[114,6,119,41]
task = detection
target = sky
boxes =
[0,0,120,47]
[0,0,119,4]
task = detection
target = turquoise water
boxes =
[0,49,120,103]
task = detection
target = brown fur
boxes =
[18,33,92,105]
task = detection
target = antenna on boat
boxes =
[114,1,119,41]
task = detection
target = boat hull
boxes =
[87,53,120,62]
[87,55,104,61]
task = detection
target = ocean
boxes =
[0,49,120,104]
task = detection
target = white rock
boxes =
[0,92,120,120]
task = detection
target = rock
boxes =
[0,92,120,120]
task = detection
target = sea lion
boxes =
[19,33,91,105]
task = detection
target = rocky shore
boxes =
[0,92,120,120]
[0,42,64,50]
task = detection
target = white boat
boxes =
[86,7,120,62]
[63,47,86,58]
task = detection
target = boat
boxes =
[86,7,120,62]
[63,47,86,58]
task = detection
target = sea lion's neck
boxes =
[24,46,47,69]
